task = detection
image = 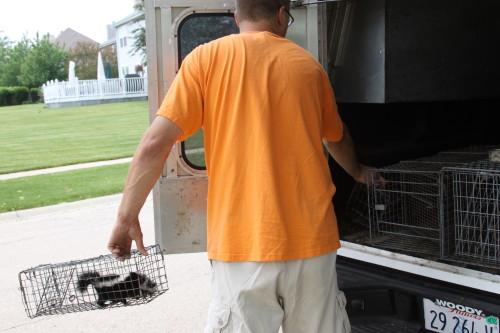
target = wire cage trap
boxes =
[367,160,463,258]
[346,153,482,231]
[366,151,489,258]
[446,160,500,269]
[19,244,168,319]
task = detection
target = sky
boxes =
[0,0,136,44]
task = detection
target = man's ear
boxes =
[276,6,287,27]
[234,10,241,27]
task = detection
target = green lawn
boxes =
[0,100,212,213]
[0,101,148,174]
[0,163,130,213]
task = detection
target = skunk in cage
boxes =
[19,244,168,318]
[76,271,157,308]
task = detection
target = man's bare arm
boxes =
[323,123,372,184]
[108,116,183,258]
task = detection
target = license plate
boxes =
[423,298,499,333]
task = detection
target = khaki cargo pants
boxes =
[204,251,351,333]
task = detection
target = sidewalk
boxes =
[0,158,133,181]
[0,194,211,333]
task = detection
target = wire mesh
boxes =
[367,161,466,257]
[345,183,370,226]
[19,244,168,319]
[347,154,483,236]
[365,149,493,257]
[448,160,500,268]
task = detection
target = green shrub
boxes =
[0,86,36,106]
[12,86,30,105]
[0,87,14,106]
[30,88,42,103]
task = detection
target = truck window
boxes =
[178,13,239,170]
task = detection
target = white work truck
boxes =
[143,1,500,332]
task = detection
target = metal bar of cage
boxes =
[444,160,500,269]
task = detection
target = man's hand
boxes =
[353,164,373,184]
[354,164,386,187]
[108,217,148,260]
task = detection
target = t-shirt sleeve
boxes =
[321,73,344,142]
[156,50,204,142]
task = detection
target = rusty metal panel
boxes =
[154,177,208,254]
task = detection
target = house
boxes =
[100,25,118,62]
[101,6,145,78]
[55,28,98,51]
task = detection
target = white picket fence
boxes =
[42,77,148,104]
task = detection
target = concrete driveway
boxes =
[0,194,211,333]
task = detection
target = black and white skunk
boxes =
[77,271,157,307]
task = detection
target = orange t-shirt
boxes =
[157,31,343,261]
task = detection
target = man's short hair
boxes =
[235,0,291,22]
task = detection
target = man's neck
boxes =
[238,20,284,37]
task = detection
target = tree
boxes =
[68,42,118,80]
[18,34,68,88]
[101,46,119,78]
[0,36,30,87]
[0,33,12,76]
[0,34,68,88]
[130,0,147,66]
[68,42,99,80]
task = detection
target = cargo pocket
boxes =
[335,291,352,333]
[204,302,231,333]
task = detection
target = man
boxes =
[108,0,371,331]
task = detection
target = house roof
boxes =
[100,10,144,48]
[100,39,116,49]
[55,28,98,50]
[112,11,144,28]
